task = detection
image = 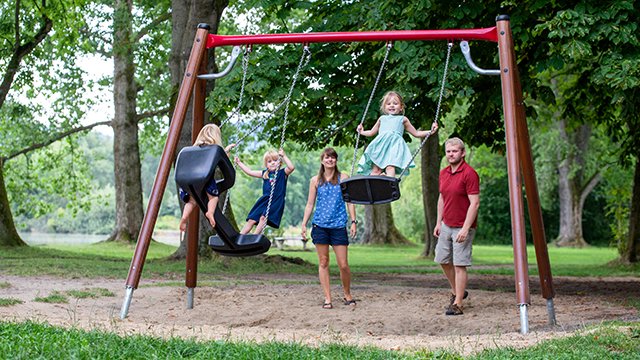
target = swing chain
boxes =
[398,41,453,180]
[350,41,393,176]
[262,45,311,235]
[230,46,311,149]
[221,46,252,128]
[221,47,252,214]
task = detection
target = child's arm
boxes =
[224,143,236,154]
[404,118,439,138]
[279,148,295,176]
[234,156,263,178]
[300,176,318,240]
[357,119,381,137]
[205,194,218,228]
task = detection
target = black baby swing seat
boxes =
[340,175,401,205]
[174,144,271,256]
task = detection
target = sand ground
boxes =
[1,272,639,356]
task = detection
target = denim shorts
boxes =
[311,224,349,246]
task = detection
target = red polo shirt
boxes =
[439,160,480,228]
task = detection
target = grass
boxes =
[0,282,10,289]
[0,321,429,359]
[66,288,115,299]
[470,322,640,359]
[0,298,23,307]
[0,321,638,359]
[1,242,638,279]
[34,291,69,304]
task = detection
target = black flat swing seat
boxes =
[340,175,401,205]
[174,144,271,256]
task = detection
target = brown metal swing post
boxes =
[185,48,208,309]
[120,24,211,319]
[496,15,555,333]
[510,34,556,325]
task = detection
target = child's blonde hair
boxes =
[262,149,281,179]
[194,124,223,146]
[379,91,406,115]
[263,149,280,166]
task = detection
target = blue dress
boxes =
[357,114,415,175]
[246,168,288,228]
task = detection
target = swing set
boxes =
[121,15,556,335]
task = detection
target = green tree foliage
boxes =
[0,0,95,246]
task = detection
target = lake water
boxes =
[19,230,181,247]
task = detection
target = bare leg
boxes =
[240,219,257,234]
[453,266,468,306]
[333,245,353,303]
[385,165,396,177]
[370,164,382,175]
[253,216,268,234]
[316,244,332,306]
[440,262,457,295]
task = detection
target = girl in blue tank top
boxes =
[301,148,358,309]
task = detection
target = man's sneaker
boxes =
[447,290,469,308]
[445,304,464,316]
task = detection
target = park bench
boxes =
[273,236,309,250]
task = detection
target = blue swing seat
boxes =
[174,144,271,256]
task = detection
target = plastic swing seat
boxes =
[174,144,271,256]
[340,175,401,205]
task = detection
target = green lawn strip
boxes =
[0,298,23,307]
[0,321,435,360]
[1,243,638,279]
[470,322,640,360]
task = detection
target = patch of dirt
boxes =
[1,272,639,356]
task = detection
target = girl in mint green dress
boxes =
[357,91,438,177]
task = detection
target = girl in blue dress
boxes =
[235,148,295,234]
[357,91,438,177]
[301,148,358,309]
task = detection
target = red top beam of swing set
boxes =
[206,27,498,48]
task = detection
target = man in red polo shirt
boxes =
[433,137,480,316]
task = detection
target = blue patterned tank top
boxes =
[312,175,348,229]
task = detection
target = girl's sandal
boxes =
[322,302,333,309]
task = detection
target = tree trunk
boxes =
[169,0,229,259]
[421,133,440,257]
[0,164,26,246]
[622,157,640,263]
[361,204,411,245]
[554,121,598,248]
[108,0,144,243]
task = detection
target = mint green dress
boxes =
[357,115,415,176]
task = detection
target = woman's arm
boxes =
[234,156,263,178]
[341,173,357,237]
[300,176,318,240]
[357,119,381,137]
